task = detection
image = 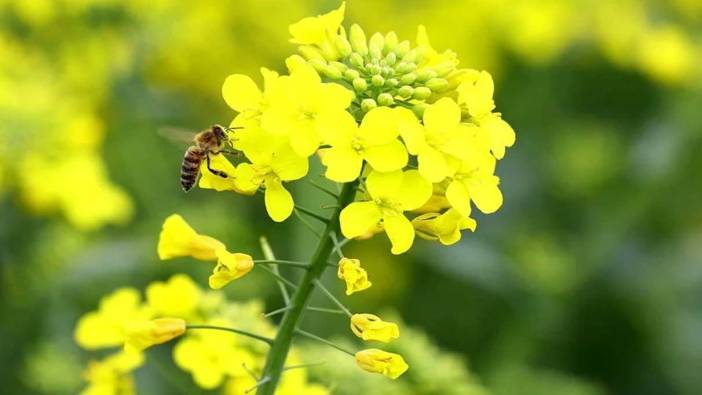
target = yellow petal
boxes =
[355,349,409,379]
[289,126,321,158]
[481,114,516,160]
[383,213,414,255]
[318,83,354,111]
[350,314,400,343]
[358,107,400,145]
[322,146,363,182]
[337,258,372,295]
[423,97,461,132]
[446,180,471,217]
[365,169,403,200]
[470,175,503,214]
[340,201,382,239]
[289,2,345,45]
[209,251,254,289]
[316,109,356,145]
[270,144,309,181]
[198,154,237,192]
[363,140,408,172]
[264,177,294,222]
[222,74,262,112]
[157,214,225,261]
[396,170,432,210]
[418,147,450,183]
[457,70,495,117]
[123,318,185,352]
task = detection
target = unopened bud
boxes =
[377,93,395,106]
[394,41,411,57]
[349,24,368,56]
[322,65,343,79]
[353,77,368,92]
[432,62,455,77]
[398,85,414,98]
[400,72,417,85]
[308,59,327,73]
[344,69,360,81]
[412,103,429,118]
[367,64,381,75]
[335,35,353,58]
[417,69,437,82]
[368,33,384,60]
[426,78,449,92]
[371,74,385,87]
[381,66,394,77]
[413,86,432,100]
[361,98,377,112]
[401,49,417,64]
[349,53,364,68]
[386,78,399,87]
[395,62,416,74]
[384,52,397,66]
[384,32,398,54]
[329,61,348,73]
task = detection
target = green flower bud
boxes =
[349,24,368,56]
[377,93,395,106]
[369,32,384,60]
[353,77,368,92]
[398,85,414,98]
[426,78,449,92]
[330,61,348,73]
[335,35,353,58]
[401,49,417,64]
[400,72,417,85]
[394,40,411,57]
[385,52,397,66]
[344,69,360,81]
[309,59,327,73]
[412,102,429,118]
[417,69,437,82]
[367,64,381,75]
[381,66,394,77]
[384,32,398,53]
[413,86,432,100]
[361,98,377,112]
[395,62,416,74]
[371,74,385,87]
[298,46,325,61]
[322,65,343,79]
[432,62,455,77]
[386,78,399,87]
[349,53,364,68]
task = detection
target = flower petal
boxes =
[445,180,471,217]
[396,170,432,210]
[340,201,382,239]
[322,147,363,182]
[222,74,262,112]
[358,107,399,145]
[470,175,503,214]
[264,177,294,222]
[423,97,461,132]
[365,169,403,200]
[383,214,414,255]
[363,140,408,172]
[417,147,449,183]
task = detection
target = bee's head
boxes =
[212,124,227,140]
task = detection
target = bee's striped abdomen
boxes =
[180,146,204,192]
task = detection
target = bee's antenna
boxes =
[223,126,243,131]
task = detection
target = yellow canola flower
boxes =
[337,257,372,295]
[340,170,432,255]
[400,98,488,183]
[413,208,477,246]
[350,314,400,343]
[157,214,225,261]
[123,318,186,353]
[74,288,153,350]
[355,349,409,379]
[235,128,309,222]
[174,320,257,389]
[415,25,458,71]
[209,251,254,290]
[146,274,201,318]
[198,154,255,195]
[289,1,345,58]
[320,107,408,182]
[457,70,516,160]
[80,351,143,395]
[222,67,281,121]
[446,153,503,216]
[261,60,353,157]
[157,215,254,288]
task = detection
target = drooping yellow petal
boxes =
[350,314,400,343]
[264,177,294,222]
[396,170,432,211]
[322,146,363,182]
[209,251,254,289]
[157,214,225,261]
[222,74,262,113]
[355,349,409,379]
[337,257,372,295]
[445,180,471,218]
[340,201,383,239]
[383,213,415,255]
[363,140,408,173]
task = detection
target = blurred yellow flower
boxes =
[350,314,400,343]
[355,349,409,379]
[337,257,372,295]
[209,251,254,289]
[340,170,431,254]
[157,214,225,261]
[289,2,345,56]
[146,274,201,318]
[413,208,477,246]
[320,107,408,182]
[123,318,186,352]
[74,288,152,350]
[80,351,143,395]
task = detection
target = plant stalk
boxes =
[256,180,357,394]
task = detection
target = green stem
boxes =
[253,259,309,269]
[186,325,273,345]
[295,329,355,356]
[256,180,358,395]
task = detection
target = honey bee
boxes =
[179,124,236,192]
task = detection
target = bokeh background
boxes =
[2,0,702,394]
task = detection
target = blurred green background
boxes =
[1,1,702,394]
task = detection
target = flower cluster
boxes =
[197,2,515,255]
[74,275,326,394]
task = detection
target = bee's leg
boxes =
[206,154,229,178]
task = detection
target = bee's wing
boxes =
[157,126,198,146]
